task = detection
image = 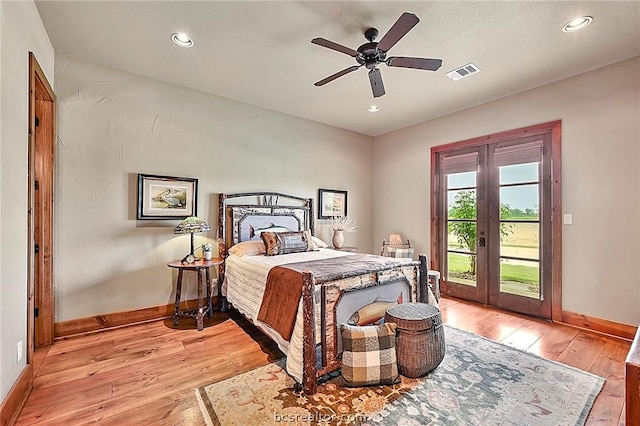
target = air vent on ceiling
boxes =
[446,63,480,81]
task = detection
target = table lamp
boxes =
[174,216,211,262]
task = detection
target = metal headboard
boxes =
[218,192,314,258]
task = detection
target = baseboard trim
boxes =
[54,298,214,339]
[53,299,639,342]
[561,310,638,341]
[0,365,32,426]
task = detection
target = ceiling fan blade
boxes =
[314,65,362,86]
[377,12,420,52]
[368,68,385,98]
[311,38,360,57]
[387,56,442,71]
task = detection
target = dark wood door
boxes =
[485,135,552,318]
[433,129,555,319]
[437,146,489,304]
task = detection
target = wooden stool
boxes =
[384,302,445,378]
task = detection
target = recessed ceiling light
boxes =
[171,33,194,48]
[368,105,381,113]
[562,16,593,33]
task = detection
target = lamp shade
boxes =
[174,217,211,259]
[174,216,211,235]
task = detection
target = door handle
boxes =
[478,237,486,247]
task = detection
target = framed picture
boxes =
[318,188,347,219]
[137,174,198,220]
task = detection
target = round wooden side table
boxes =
[167,258,223,331]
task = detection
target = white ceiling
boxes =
[35,1,640,137]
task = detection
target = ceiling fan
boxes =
[311,12,442,98]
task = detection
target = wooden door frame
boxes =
[28,52,56,362]
[430,120,562,321]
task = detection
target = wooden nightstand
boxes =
[333,246,358,252]
[167,258,224,331]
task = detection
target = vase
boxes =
[203,251,213,261]
[332,230,344,249]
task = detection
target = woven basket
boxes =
[385,303,445,378]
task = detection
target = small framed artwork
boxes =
[137,174,198,220]
[318,188,347,219]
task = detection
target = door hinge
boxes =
[34,308,39,318]
[35,117,40,127]
[35,180,40,190]
[34,244,40,254]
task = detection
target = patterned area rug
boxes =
[196,326,604,425]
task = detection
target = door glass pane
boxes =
[447,189,477,220]
[500,184,539,220]
[501,223,539,260]
[500,162,538,185]
[499,161,541,300]
[447,221,477,253]
[446,170,478,288]
[448,171,476,189]
[499,259,540,299]
[447,252,477,287]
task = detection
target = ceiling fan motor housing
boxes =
[357,38,386,69]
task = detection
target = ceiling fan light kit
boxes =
[312,12,442,98]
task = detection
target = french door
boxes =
[431,123,560,319]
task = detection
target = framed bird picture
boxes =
[137,174,198,220]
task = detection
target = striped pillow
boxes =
[340,323,399,387]
[385,246,414,259]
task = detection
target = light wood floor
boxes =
[15,297,630,425]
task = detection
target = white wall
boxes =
[0,0,54,402]
[373,56,640,326]
[54,54,373,322]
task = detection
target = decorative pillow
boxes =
[228,240,266,257]
[311,236,328,249]
[262,230,315,255]
[385,246,415,259]
[303,230,317,251]
[278,230,314,254]
[340,323,400,387]
[261,231,282,256]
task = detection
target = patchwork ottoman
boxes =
[384,302,445,378]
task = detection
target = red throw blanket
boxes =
[256,254,408,341]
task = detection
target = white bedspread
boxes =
[223,248,354,383]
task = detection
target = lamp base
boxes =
[179,233,201,263]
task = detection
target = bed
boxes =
[217,192,438,394]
